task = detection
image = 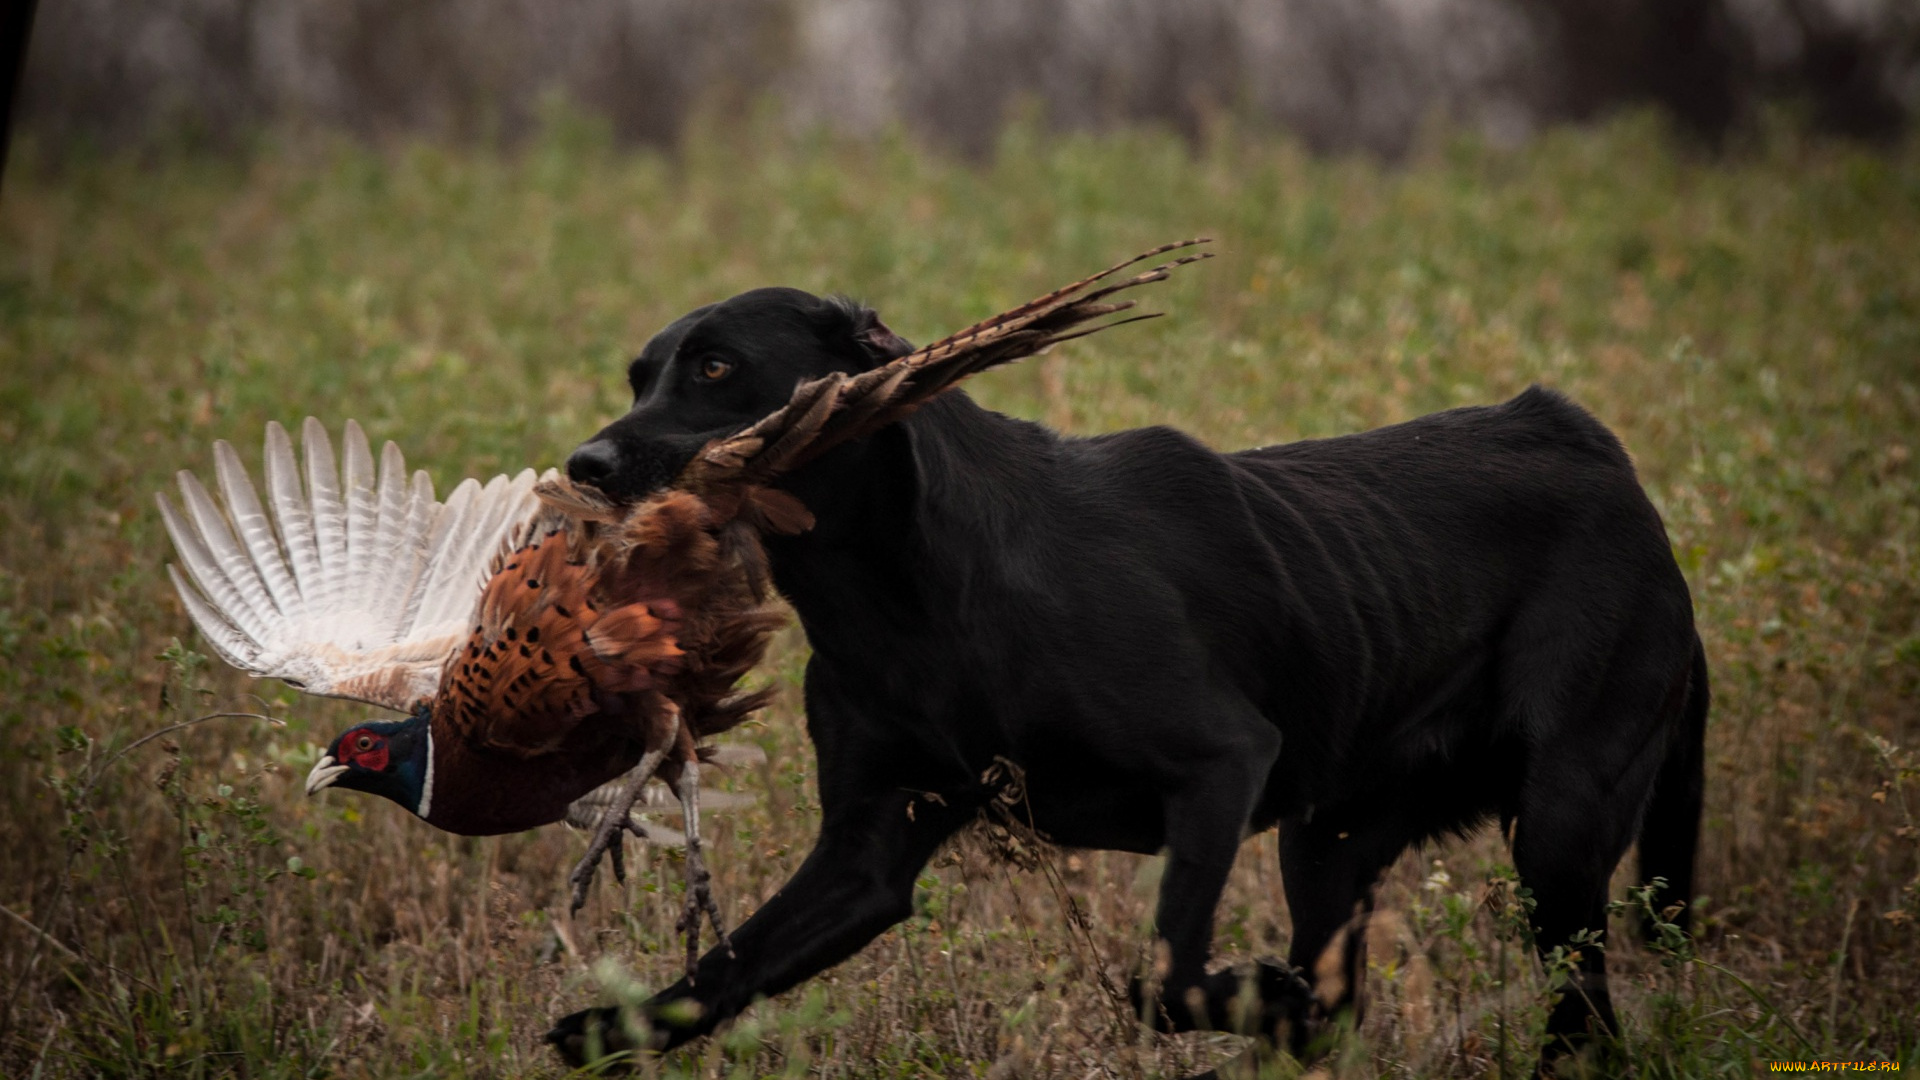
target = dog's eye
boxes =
[698,357,734,382]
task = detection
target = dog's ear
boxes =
[826,296,914,367]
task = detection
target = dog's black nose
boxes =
[566,440,620,486]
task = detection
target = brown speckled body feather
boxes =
[418,489,790,835]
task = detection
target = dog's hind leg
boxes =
[1512,787,1637,1068]
[1277,809,1424,1053]
[1510,631,1689,1071]
[1129,700,1290,1038]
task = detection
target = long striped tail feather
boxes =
[680,237,1213,493]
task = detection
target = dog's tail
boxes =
[1637,631,1709,936]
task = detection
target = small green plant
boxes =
[1607,876,1825,1072]
[16,642,317,1075]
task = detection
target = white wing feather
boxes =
[340,421,381,637]
[264,422,322,617]
[410,477,487,639]
[214,440,302,617]
[301,418,348,645]
[363,440,412,643]
[159,419,550,711]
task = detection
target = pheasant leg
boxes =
[673,761,734,981]
[568,747,668,915]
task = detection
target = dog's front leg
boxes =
[546,785,972,1065]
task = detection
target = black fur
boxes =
[549,286,1707,1071]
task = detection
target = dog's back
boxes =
[1218,386,1691,802]
[1004,385,1690,808]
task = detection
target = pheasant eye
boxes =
[342,731,390,772]
[698,357,733,381]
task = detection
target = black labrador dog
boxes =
[548,286,1707,1071]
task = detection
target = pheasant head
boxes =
[307,706,434,817]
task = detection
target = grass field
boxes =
[2,112,1917,1078]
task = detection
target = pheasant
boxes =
[160,238,1212,968]
[158,419,786,960]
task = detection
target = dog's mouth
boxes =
[565,431,716,504]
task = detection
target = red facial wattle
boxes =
[342,731,390,772]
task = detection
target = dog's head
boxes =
[567,287,913,502]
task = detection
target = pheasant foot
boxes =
[673,762,734,981]
[568,748,668,915]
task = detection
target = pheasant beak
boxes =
[305,755,350,795]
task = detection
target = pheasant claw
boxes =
[568,748,667,916]
[672,763,733,981]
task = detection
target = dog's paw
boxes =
[1126,973,1178,1032]
[1128,961,1317,1040]
[545,1006,644,1070]
[1236,961,1317,1044]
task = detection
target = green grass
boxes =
[1,111,1917,1077]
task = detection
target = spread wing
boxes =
[158,418,547,711]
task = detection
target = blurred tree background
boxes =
[9,0,1918,158]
